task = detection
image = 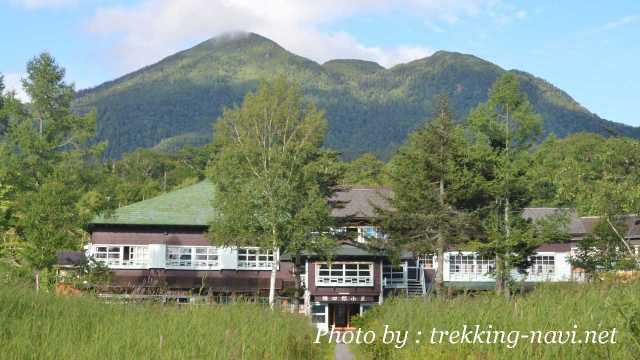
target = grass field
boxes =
[352,280,640,359]
[0,281,331,359]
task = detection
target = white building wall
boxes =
[218,247,238,269]
[554,252,572,281]
[148,244,167,268]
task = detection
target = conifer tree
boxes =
[0,53,103,290]
[468,72,543,295]
[380,95,483,294]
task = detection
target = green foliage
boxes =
[467,73,548,292]
[208,78,334,249]
[352,280,640,359]
[341,153,386,186]
[528,133,640,215]
[208,77,340,304]
[0,283,331,359]
[0,53,106,282]
[380,96,481,255]
[570,219,639,275]
[16,179,84,271]
[104,146,212,207]
[73,33,640,160]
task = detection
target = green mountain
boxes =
[74,32,640,159]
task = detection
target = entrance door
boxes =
[334,304,348,327]
[329,304,361,329]
[407,259,419,281]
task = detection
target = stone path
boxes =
[334,342,354,360]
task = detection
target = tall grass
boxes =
[0,283,331,359]
[352,281,640,359]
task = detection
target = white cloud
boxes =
[2,73,29,102]
[601,15,639,31]
[11,0,77,9]
[87,0,495,72]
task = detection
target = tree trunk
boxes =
[435,246,445,297]
[495,254,503,295]
[503,197,511,299]
[268,228,278,309]
[268,251,277,309]
[436,177,445,297]
[503,104,512,299]
[35,271,40,293]
[292,255,301,306]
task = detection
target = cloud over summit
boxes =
[87,0,494,72]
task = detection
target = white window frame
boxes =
[333,226,382,243]
[418,254,435,269]
[311,303,328,325]
[476,256,495,276]
[237,247,276,270]
[448,253,495,281]
[529,255,555,280]
[360,226,381,242]
[92,245,149,268]
[166,246,220,270]
[383,262,406,288]
[315,262,374,287]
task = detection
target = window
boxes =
[94,246,122,266]
[383,263,405,286]
[93,245,149,267]
[311,304,327,324]
[531,255,555,276]
[334,226,382,243]
[122,246,149,266]
[448,254,495,280]
[418,255,435,269]
[361,226,381,241]
[166,246,219,269]
[476,256,495,275]
[167,247,193,267]
[449,254,475,273]
[194,247,219,268]
[316,262,373,287]
[237,248,274,269]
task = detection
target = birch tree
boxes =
[208,78,338,308]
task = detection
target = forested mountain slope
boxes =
[74,32,640,159]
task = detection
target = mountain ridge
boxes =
[74,32,640,159]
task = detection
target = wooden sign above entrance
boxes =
[313,295,376,303]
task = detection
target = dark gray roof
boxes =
[56,251,86,266]
[522,207,586,235]
[300,242,385,258]
[625,216,640,238]
[524,208,640,239]
[330,187,392,219]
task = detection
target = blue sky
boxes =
[1,0,639,126]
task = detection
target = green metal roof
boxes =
[92,180,215,226]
